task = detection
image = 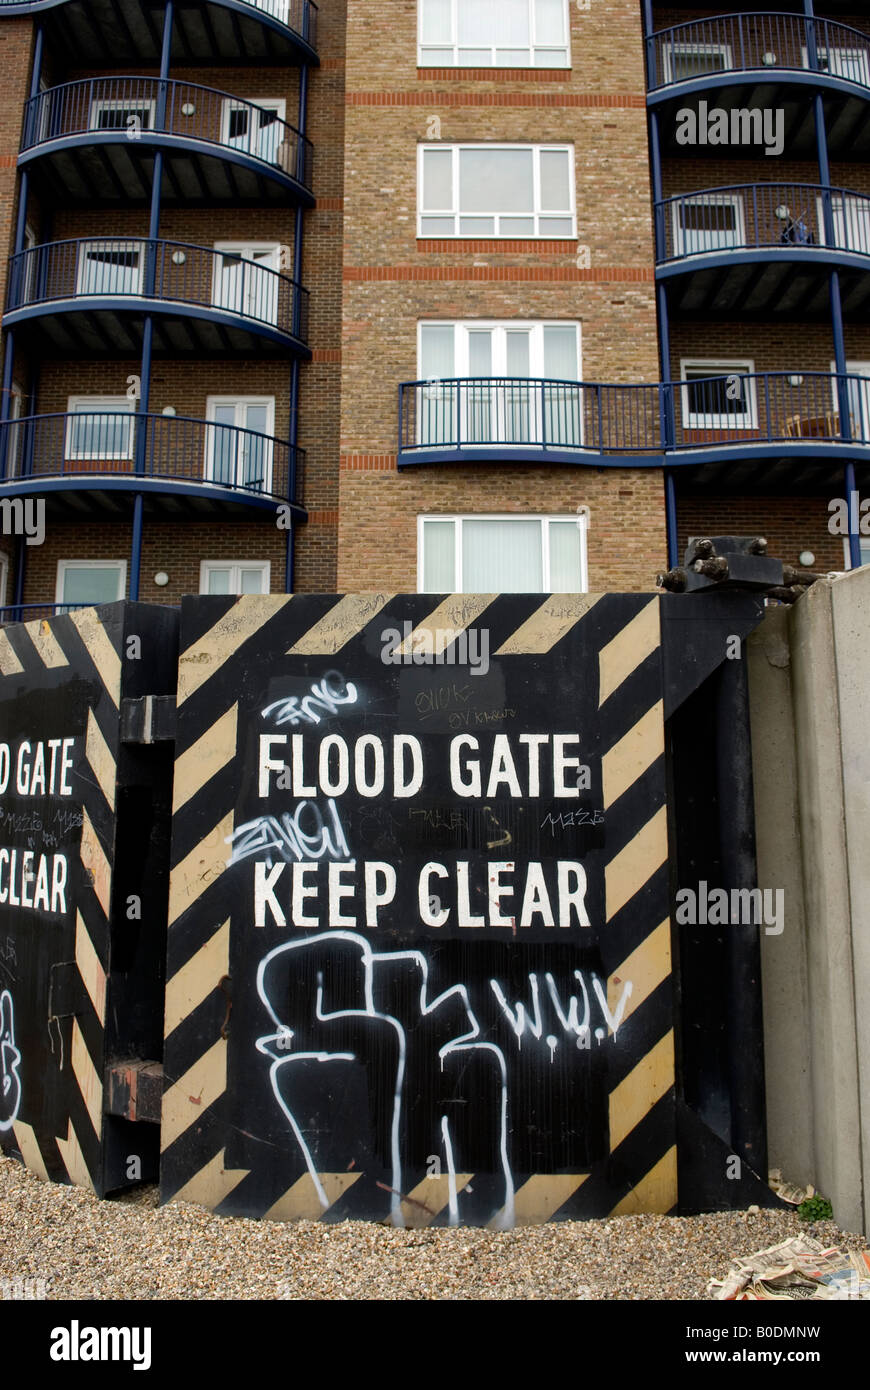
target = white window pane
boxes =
[213,405,236,426]
[501,0,530,45]
[459,217,496,236]
[538,216,574,236]
[543,326,578,379]
[422,48,454,64]
[468,332,493,375]
[535,0,565,45]
[207,568,233,594]
[420,217,455,236]
[506,331,530,376]
[62,566,123,604]
[540,150,571,209]
[458,49,491,64]
[422,520,456,590]
[420,324,455,378]
[463,519,542,590]
[422,148,453,210]
[421,0,451,43]
[459,148,533,213]
[240,568,266,594]
[549,521,584,592]
[500,216,535,235]
[458,0,496,46]
[246,406,268,433]
[496,51,531,65]
[534,48,569,66]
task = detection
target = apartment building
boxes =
[0,1,867,615]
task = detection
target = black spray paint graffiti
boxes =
[0,989,22,1133]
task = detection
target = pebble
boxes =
[0,1153,866,1301]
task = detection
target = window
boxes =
[212,243,280,325]
[662,42,732,83]
[56,561,126,607]
[418,320,581,445]
[21,224,37,306]
[6,384,24,478]
[680,360,758,431]
[817,194,870,255]
[65,397,135,460]
[418,144,575,238]
[89,98,156,133]
[221,99,285,164]
[200,561,271,595]
[830,361,870,443]
[418,0,570,68]
[76,241,143,297]
[802,46,870,87]
[0,553,7,609]
[205,396,274,493]
[418,514,587,593]
[672,193,745,257]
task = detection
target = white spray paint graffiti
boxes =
[228,798,350,868]
[0,988,22,1132]
[261,671,358,728]
[255,930,515,1229]
[490,971,633,1057]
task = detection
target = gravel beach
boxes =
[1,1154,867,1300]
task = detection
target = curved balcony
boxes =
[21,79,314,207]
[0,0,318,66]
[4,238,309,357]
[0,412,305,512]
[648,14,870,159]
[657,183,870,318]
[398,373,870,484]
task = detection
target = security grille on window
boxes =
[418,0,570,68]
[680,363,757,431]
[663,43,732,83]
[418,514,587,593]
[89,99,156,132]
[76,242,143,297]
[65,397,136,460]
[673,196,744,257]
[419,144,575,238]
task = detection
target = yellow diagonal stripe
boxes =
[598,598,659,707]
[164,920,230,1038]
[22,617,69,669]
[178,595,291,705]
[607,918,671,1029]
[398,595,494,657]
[71,1017,103,1138]
[12,1121,49,1181]
[493,1174,589,1227]
[170,1148,249,1210]
[602,701,664,808]
[609,1030,675,1152]
[266,1172,362,1222]
[289,594,394,654]
[496,595,601,656]
[0,630,23,676]
[398,1174,473,1228]
[172,704,238,814]
[605,804,668,922]
[75,910,106,1024]
[80,806,111,918]
[56,1119,95,1192]
[85,709,116,812]
[609,1146,678,1216]
[161,1037,227,1151]
[168,810,234,928]
[69,607,121,707]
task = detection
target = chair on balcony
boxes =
[785,412,839,438]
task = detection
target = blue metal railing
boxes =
[0,0,318,47]
[657,183,870,263]
[398,372,870,457]
[5,237,309,342]
[649,14,870,92]
[0,412,304,504]
[21,77,314,191]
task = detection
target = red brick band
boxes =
[344,266,654,282]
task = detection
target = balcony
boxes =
[398,372,870,486]
[0,0,318,65]
[648,14,870,159]
[21,79,314,207]
[4,238,309,357]
[0,411,305,511]
[657,183,870,318]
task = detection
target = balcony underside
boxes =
[672,455,870,495]
[658,251,870,318]
[5,299,310,359]
[21,136,312,208]
[0,475,306,521]
[398,443,870,475]
[649,79,870,160]
[4,0,318,65]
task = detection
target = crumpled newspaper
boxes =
[708,1236,870,1301]
[768,1168,814,1206]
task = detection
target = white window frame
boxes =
[75,239,145,298]
[7,383,24,479]
[671,192,746,258]
[830,360,870,443]
[846,538,870,569]
[801,45,870,88]
[211,241,281,325]
[416,512,588,594]
[55,560,127,606]
[418,143,576,239]
[816,193,870,255]
[204,395,275,493]
[0,553,7,609]
[417,0,571,69]
[662,41,733,85]
[680,359,758,431]
[199,560,272,595]
[65,396,135,461]
[88,97,156,132]
[220,98,286,162]
[417,319,581,379]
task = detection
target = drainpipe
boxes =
[285,61,309,594]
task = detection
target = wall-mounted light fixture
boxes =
[775,205,790,221]
[161,406,177,416]
[763,52,778,67]
[799,551,815,568]
[171,250,186,265]
[181,103,195,116]
[787,375,804,387]
[154,572,169,587]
